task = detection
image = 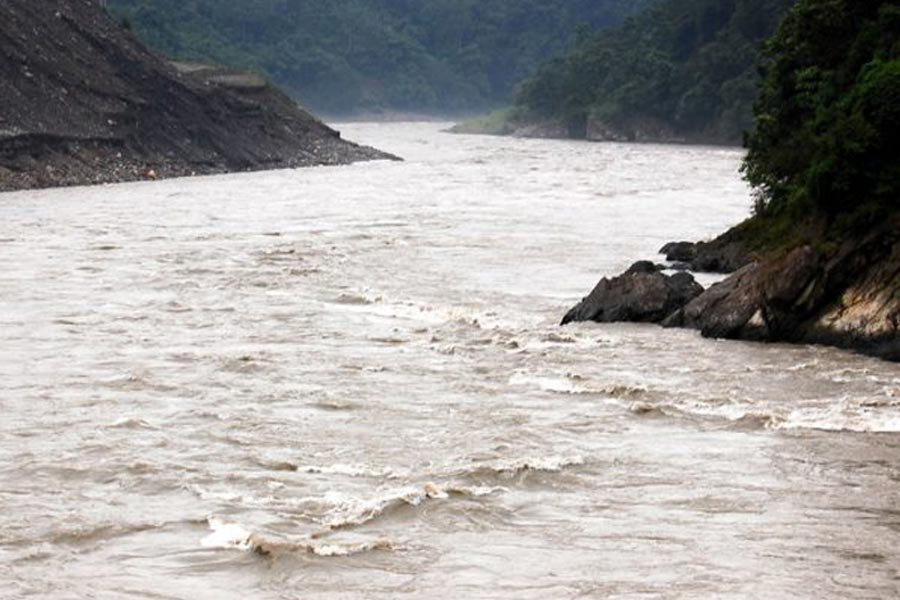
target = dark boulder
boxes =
[666,246,822,340]
[659,241,698,262]
[659,224,755,274]
[561,261,704,326]
[665,227,900,361]
[663,262,767,338]
[691,238,754,273]
[566,218,899,361]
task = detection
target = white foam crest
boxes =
[644,396,900,433]
[332,292,380,306]
[786,360,821,372]
[476,455,586,474]
[360,300,448,325]
[187,484,243,503]
[311,482,503,530]
[299,463,406,479]
[775,401,900,433]
[254,454,407,478]
[519,331,602,351]
[822,367,874,383]
[508,373,588,394]
[680,401,780,423]
[318,484,439,529]
[631,399,790,430]
[445,307,539,333]
[444,454,587,479]
[307,539,395,557]
[508,372,647,398]
[329,289,541,335]
[200,517,395,557]
[201,518,253,551]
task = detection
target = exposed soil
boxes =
[0,0,397,193]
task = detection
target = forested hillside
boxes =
[744,0,900,234]
[106,0,651,115]
[561,0,900,360]
[513,0,795,144]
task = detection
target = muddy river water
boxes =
[1,123,899,599]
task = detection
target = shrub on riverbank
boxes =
[743,1,900,243]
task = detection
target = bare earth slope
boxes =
[0,0,395,192]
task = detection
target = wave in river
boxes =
[508,372,649,398]
[201,518,394,557]
[628,397,900,433]
[314,482,503,531]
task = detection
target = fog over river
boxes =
[1,123,899,599]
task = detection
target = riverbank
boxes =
[449,110,741,146]
[562,213,900,362]
[0,1,396,194]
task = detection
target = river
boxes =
[1,123,899,599]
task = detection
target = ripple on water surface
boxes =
[1,123,899,599]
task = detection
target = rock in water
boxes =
[561,261,704,326]
[565,218,900,361]
[662,262,767,337]
[667,227,900,360]
[0,0,397,192]
[659,241,698,263]
[659,224,755,274]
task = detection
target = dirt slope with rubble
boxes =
[0,0,395,192]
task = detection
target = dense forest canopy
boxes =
[106,0,652,115]
[513,0,795,144]
[743,0,900,232]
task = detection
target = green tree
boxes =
[743,0,900,232]
[106,0,652,114]
[513,0,794,144]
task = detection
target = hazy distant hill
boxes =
[106,0,652,115]
[514,0,795,144]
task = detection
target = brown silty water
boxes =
[1,123,898,599]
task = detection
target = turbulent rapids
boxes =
[1,123,899,599]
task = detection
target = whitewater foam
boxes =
[201,518,254,551]
[315,482,501,531]
[200,518,395,557]
[633,396,900,433]
[298,463,406,479]
[508,372,649,398]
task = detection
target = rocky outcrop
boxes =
[660,225,755,273]
[561,261,704,325]
[564,217,900,361]
[453,112,735,146]
[507,117,687,144]
[668,223,900,359]
[586,116,683,144]
[659,241,698,263]
[511,121,570,140]
[0,0,396,193]
[806,237,900,359]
